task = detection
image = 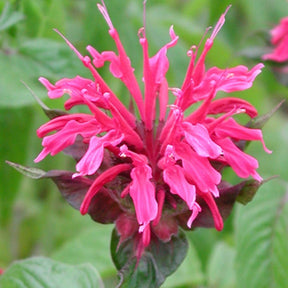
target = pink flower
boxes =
[35,2,268,256]
[262,17,288,62]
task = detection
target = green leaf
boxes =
[235,180,288,288]
[163,240,204,287]
[19,0,42,37]
[0,38,87,108]
[207,242,236,288]
[0,3,24,31]
[209,0,231,24]
[0,256,103,288]
[20,0,66,39]
[21,82,68,119]
[0,107,35,224]
[52,225,115,277]
[188,229,219,272]
[272,192,288,287]
[111,228,188,288]
[18,39,79,76]
[0,51,43,107]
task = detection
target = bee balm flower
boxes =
[262,16,288,62]
[35,2,268,258]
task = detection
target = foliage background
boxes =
[0,0,288,287]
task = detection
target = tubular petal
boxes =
[207,97,258,118]
[216,137,262,181]
[97,3,145,119]
[36,114,96,138]
[214,118,272,153]
[35,120,101,163]
[187,203,202,228]
[80,163,131,214]
[163,165,196,210]
[140,26,178,130]
[176,143,221,197]
[74,130,123,177]
[198,191,223,231]
[182,122,222,158]
[129,165,158,232]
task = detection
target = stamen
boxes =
[187,45,196,57]
[97,2,114,30]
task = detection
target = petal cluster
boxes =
[35,2,268,253]
[262,16,288,62]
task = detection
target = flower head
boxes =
[35,2,268,258]
[262,16,288,62]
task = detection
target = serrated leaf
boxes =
[111,228,188,288]
[0,39,87,108]
[20,0,65,39]
[207,242,236,288]
[18,39,77,75]
[272,193,288,287]
[52,225,115,277]
[235,180,288,288]
[188,228,218,272]
[0,257,103,288]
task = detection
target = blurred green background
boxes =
[1,0,288,287]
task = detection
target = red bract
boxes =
[35,2,269,257]
[262,16,288,62]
